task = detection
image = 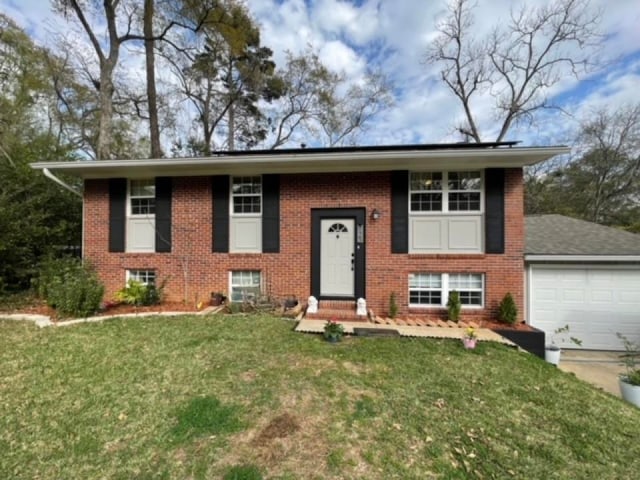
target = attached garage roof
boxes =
[525,214,640,261]
[31,143,569,179]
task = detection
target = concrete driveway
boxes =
[558,350,625,397]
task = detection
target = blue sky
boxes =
[2,0,639,149]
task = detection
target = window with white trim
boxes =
[409,273,484,307]
[231,176,262,214]
[230,271,261,302]
[127,269,156,285]
[129,179,156,215]
[410,171,482,213]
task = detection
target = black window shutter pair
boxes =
[108,177,172,253]
[211,174,280,253]
[390,169,505,254]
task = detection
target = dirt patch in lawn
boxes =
[252,413,300,447]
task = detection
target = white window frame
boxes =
[128,179,156,216]
[229,270,262,302]
[230,176,262,216]
[409,171,483,214]
[409,273,484,309]
[126,269,156,286]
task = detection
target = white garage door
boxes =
[529,265,640,350]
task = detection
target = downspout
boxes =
[43,168,83,198]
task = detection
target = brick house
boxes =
[33,142,568,322]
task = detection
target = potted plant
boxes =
[545,325,582,365]
[617,333,640,407]
[462,327,478,349]
[323,319,345,343]
[210,291,227,306]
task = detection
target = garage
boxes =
[526,215,640,351]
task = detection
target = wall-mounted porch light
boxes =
[370,208,381,221]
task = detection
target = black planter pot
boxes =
[491,326,546,359]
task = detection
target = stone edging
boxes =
[0,306,224,328]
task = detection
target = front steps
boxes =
[304,300,369,322]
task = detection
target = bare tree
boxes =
[427,0,602,142]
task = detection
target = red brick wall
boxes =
[84,169,525,321]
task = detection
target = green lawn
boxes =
[1,314,638,479]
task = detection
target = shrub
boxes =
[115,279,163,306]
[223,464,263,480]
[446,291,461,322]
[497,292,518,324]
[36,257,104,318]
[389,292,398,319]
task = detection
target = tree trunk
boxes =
[144,0,162,159]
[97,62,116,160]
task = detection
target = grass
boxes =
[1,314,639,479]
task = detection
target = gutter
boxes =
[525,254,640,263]
[43,168,83,198]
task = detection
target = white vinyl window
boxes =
[129,179,156,215]
[410,171,482,213]
[409,273,484,308]
[126,269,156,285]
[230,271,261,302]
[231,176,262,215]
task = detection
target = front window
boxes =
[130,179,156,215]
[231,176,261,214]
[410,171,482,213]
[127,269,156,285]
[230,271,261,302]
[409,273,484,308]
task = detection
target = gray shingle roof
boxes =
[525,214,640,256]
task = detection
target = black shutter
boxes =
[212,175,229,253]
[391,170,409,254]
[485,168,505,254]
[155,177,172,252]
[108,178,127,252]
[262,174,280,253]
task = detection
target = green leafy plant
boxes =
[617,333,640,386]
[323,319,345,341]
[446,291,461,322]
[36,257,104,318]
[389,292,398,319]
[546,325,582,351]
[223,464,263,480]
[497,292,518,324]
[115,279,163,306]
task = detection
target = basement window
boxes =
[230,271,261,302]
[409,273,484,308]
[126,269,156,285]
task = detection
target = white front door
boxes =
[320,219,355,297]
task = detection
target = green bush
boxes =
[223,464,263,480]
[389,292,398,318]
[446,291,461,322]
[497,292,518,324]
[36,257,104,318]
[115,279,163,306]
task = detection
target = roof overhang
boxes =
[525,254,640,263]
[31,145,570,179]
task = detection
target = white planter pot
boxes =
[545,348,561,366]
[619,378,640,408]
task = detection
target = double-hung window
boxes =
[410,171,481,213]
[409,273,484,308]
[232,176,261,214]
[230,271,261,302]
[229,176,262,252]
[127,269,156,285]
[127,179,156,252]
[408,171,483,253]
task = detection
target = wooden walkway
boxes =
[295,318,515,346]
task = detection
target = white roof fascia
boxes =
[31,146,570,179]
[525,254,640,263]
